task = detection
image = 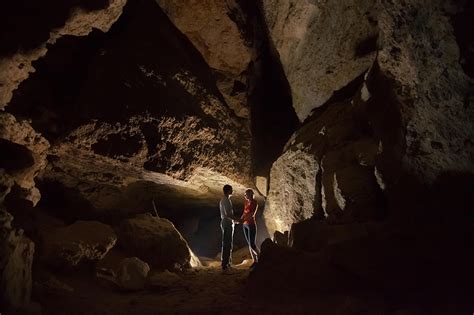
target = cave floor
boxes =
[35,260,287,315]
[34,258,468,315]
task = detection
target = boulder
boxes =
[115,257,150,291]
[41,220,117,268]
[116,213,196,270]
[0,209,35,311]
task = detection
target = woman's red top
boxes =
[241,199,258,225]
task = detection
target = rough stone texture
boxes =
[0,208,35,311]
[0,0,127,109]
[262,0,378,121]
[26,0,254,221]
[264,0,474,233]
[115,257,150,291]
[376,0,474,183]
[265,92,385,234]
[116,213,196,270]
[254,176,268,197]
[41,220,117,268]
[0,112,49,205]
[264,149,318,234]
[156,0,254,118]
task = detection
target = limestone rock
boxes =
[265,96,383,233]
[115,257,150,291]
[264,149,319,235]
[157,0,253,118]
[375,0,474,183]
[32,0,253,221]
[0,209,35,311]
[0,0,127,109]
[0,112,49,205]
[255,176,268,197]
[116,213,195,270]
[42,220,117,268]
[262,0,378,121]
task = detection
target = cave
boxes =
[0,0,473,314]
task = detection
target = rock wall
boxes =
[0,209,35,312]
[0,0,127,109]
[264,0,474,234]
[262,0,379,121]
[6,0,254,222]
[156,0,254,118]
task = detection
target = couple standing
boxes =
[219,184,259,272]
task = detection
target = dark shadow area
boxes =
[249,1,300,176]
[355,34,379,57]
[0,0,109,57]
[91,133,142,158]
[7,31,107,140]
[449,0,474,77]
[36,179,98,224]
[0,139,35,173]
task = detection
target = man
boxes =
[219,184,238,272]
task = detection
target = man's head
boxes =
[223,184,233,196]
[244,189,254,200]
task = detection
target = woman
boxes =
[240,189,259,268]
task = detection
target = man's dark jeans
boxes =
[220,219,234,269]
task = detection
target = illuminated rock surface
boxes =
[116,213,196,270]
[0,0,472,313]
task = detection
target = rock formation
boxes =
[156,0,254,118]
[262,0,379,121]
[116,213,198,270]
[41,220,117,268]
[264,0,474,234]
[0,0,127,109]
[0,0,472,313]
[0,208,35,311]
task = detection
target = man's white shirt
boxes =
[219,196,234,221]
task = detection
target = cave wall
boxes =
[5,0,256,224]
[263,0,474,235]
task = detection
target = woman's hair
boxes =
[245,189,254,196]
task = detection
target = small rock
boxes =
[116,257,150,291]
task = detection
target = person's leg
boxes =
[249,224,259,262]
[221,220,231,269]
[229,222,234,266]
